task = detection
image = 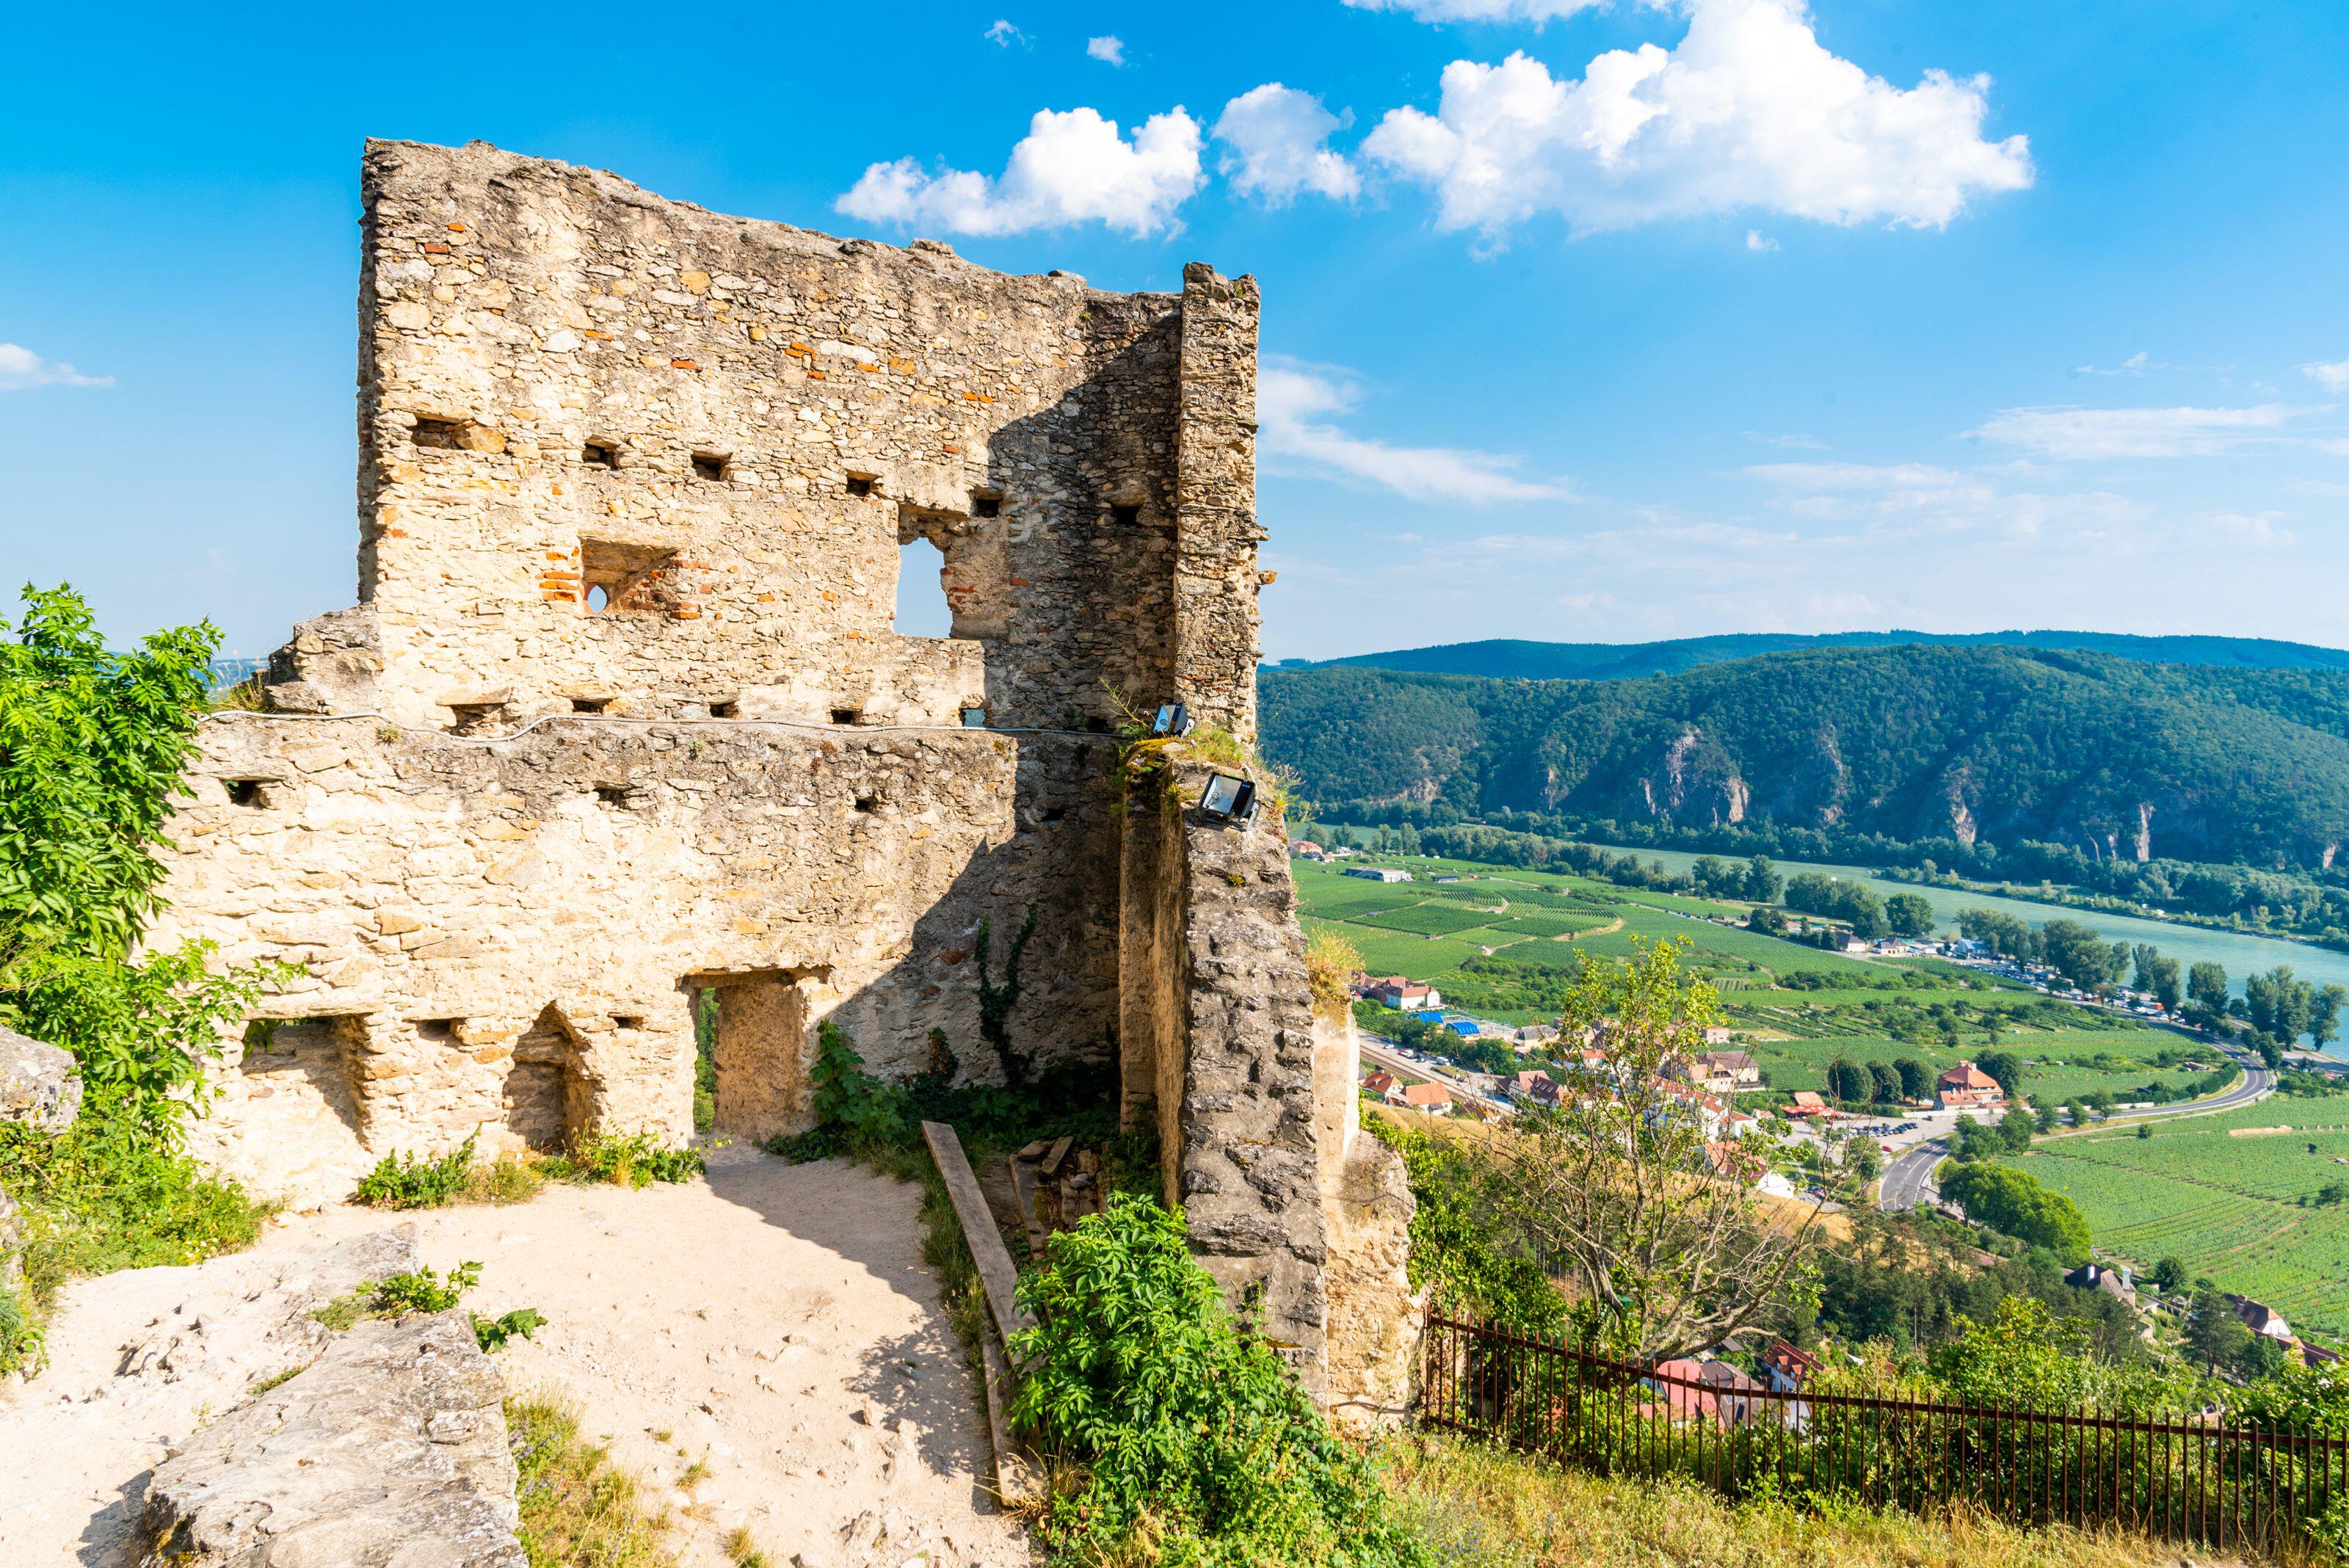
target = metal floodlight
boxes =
[1151,701,1194,738]
[1199,771,1259,827]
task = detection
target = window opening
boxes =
[691,451,729,482]
[412,417,466,449]
[226,779,269,807]
[585,584,610,614]
[570,696,610,714]
[710,700,740,719]
[854,794,877,814]
[1111,503,1140,527]
[830,708,862,726]
[582,441,620,468]
[613,1015,645,1031]
[894,537,952,638]
[846,474,875,497]
[972,493,1001,518]
[595,784,631,807]
[415,1019,460,1044]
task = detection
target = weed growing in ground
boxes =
[719,1525,769,1567]
[471,1306,546,1351]
[354,1128,482,1208]
[247,1363,308,1396]
[507,1393,678,1567]
[548,1131,704,1188]
[0,1283,42,1379]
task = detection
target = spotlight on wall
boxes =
[1151,702,1194,738]
[1198,771,1259,828]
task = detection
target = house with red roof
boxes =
[1936,1061,2006,1111]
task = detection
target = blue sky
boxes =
[4,1,2347,661]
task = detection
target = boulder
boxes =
[139,1305,523,1567]
[0,1024,81,1134]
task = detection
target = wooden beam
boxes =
[921,1120,1036,1350]
[979,1315,1036,1506]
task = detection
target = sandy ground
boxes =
[0,1143,1034,1567]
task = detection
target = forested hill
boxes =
[1275,630,2349,683]
[1258,647,2349,868]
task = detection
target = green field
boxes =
[2003,1107,2349,1335]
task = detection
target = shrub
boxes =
[560,1130,703,1188]
[0,1283,43,1379]
[1305,930,1363,1015]
[1008,1193,1428,1567]
[769,1021,909,1162]
[507,1395,675,1567]
[354,1128,482,1208]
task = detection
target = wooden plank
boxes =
[979,1315,1036,1506]
[1040,1134,1075,1178]
[1014,1139,1050,1162]
[1006,1154,1048,1263]
[922,1121,1035,1349]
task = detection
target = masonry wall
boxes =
[158,713,1117,1206]
[326,138,1255,735]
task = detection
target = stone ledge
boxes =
[139,1306,522,1567]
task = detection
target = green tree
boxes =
[1,584,218,957]
[1865,1059,1902,1105]
[1997,1106,2036,1151]
[2040,918,2124,990]
[1975,1050,2025,1100]
[1745,854,1784,903]
[2066,1097,2091,1128]
[2185,1282,2257,1375]
[1938,1162,2092,1265]
[2152,1256,2188,1293]
[2188,961,2231,1012]
[2035,1101,2059,1133]
[1884,892,1936,938]
[1892,1056,1931,1100]
[1842,1133,1883,1184]
[1826,1056,1867,1105]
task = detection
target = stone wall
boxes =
[148,139,1407,1407]
[159,712,1117,1207]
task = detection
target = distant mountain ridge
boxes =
[1259,646,2349,869]
[1274,631,2349,683]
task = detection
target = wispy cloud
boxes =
[984,18,1025,46]
[1343,0,1605,20]
[837,106,1203,236]
[1967,402,2315,460]
[2072,351,2152,377]
[1086,35,1124,65]
[1746,230,1778,253]
[2306,358,2349,394]
[1259,357,1573,502]
[0,344,112,391]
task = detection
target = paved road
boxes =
[1876,1054,2274,1213]
[1359,1036,1514,1114]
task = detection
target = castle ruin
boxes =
[149,140,1412,1403]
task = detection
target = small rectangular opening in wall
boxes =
[1084,716,1111,733]
[1042,805,1067,822]
[415,1019,460,1044]
[446,703,509,736]
[854,794,877,814]
[581,441,620,468]
[972,493,1001,518]
[594,784,631,807]
[845,474,874,498]
[1111,503,1140,526]
[570,697,611,714]
[225,779,269,807]
[710,700,741,719]
[830,707,861,726]
[691,451,730,482]
[413,417,466,450]
[613,1015,644,1031]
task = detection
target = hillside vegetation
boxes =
[1262,647,2349,868]
[1280,628,2349,683]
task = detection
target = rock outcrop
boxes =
[0,1025,80,1134]
[140,1306,521,1567]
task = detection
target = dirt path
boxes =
[1,1144,1031,1568]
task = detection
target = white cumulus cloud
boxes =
[1968,403,2314,460]
[984,18,1024,46]
[836,106,1204,236]
[2305,358,2349,393]
[0,344,112,391]
[1362,0,2033,235]
[1086,35,1125,65]
[1745,229,1777,252]
[1260,357,1572,502]
[1343,0,1607,21]
[1213,85,1362,204]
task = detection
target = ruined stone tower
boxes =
[149,141,1411,1402]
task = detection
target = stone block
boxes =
[0,1025,81,1135]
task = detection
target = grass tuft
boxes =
[507,1393,678,1568]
